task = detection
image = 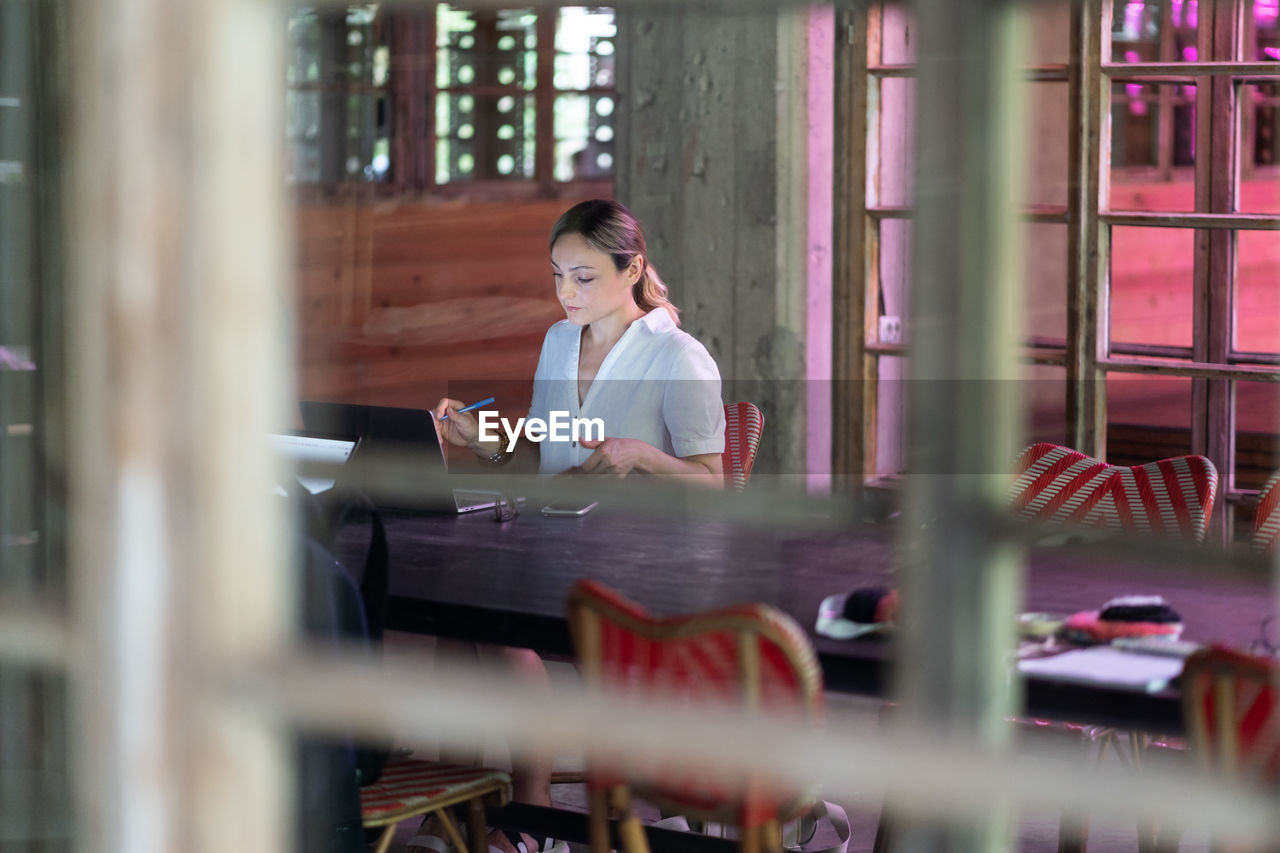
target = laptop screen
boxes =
[270,432,359,494]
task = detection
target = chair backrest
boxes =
[565,579,822,826]
[1007,442,1219,542]
[1251,470,1280,555]
[722,402,764,491]
[1181,646,1280,783]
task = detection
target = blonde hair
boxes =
[549,199,680,326]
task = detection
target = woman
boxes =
[410,201,725,853]
[434,198,725,484]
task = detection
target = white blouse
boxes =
[527,308,726,475]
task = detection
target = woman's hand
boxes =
[432,397,497,455]
[578,437,652,478]
[579,438,723,485]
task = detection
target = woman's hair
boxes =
[549,199,680,325]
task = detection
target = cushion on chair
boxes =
[567,579,822,828]
[1008,443,1218,542]
[722,402,764,491]
[359,757,512,826]
[1251,470,1280,554]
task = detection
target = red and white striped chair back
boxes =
[566,579,823,828]
[1251,470,1280,555]
[1182,646,1280,782]
[722,402,764,491]
[1007,442,1219,543]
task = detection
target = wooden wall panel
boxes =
[292,198,570,412]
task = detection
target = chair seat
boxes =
[360,757,512,827]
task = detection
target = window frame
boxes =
[833,0,1280,542]
[285,4,617,203]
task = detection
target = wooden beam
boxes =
[67,1,292,851]
[1067,0,1108,458]
[894,0,1028,848]
[831,2,871,489]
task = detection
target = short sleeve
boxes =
[662,341,725,458]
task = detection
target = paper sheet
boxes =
[1017,646,1185,692]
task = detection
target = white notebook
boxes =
[271,432,359,495]
[1018,646,1186,693]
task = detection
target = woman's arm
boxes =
[577,438,723,487]
[432,397,540,473]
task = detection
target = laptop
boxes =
[270,429,362,496]
[298,401,500,514]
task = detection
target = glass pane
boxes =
[874,77,915,208]
[876,355,907,478]
[1025,82,1069,209]
[1244,82,1280,213]
[1234,230,1280,355]
[555,6,616,90]
[1024,224,1068,342]
[554,94,615,181]
[879,4,915,64]
[1254,0,1280,60]
[285,6,390,185]
[1024,364,1068,447]
[1109,82,1197,207]
[436,93,535,182]
[1111,0,1200,63]
[877,219,912,344]
[286,9,322,84]
[1106,373,1193,464]
[437,6,538,91]
[1110,226,1195,349]
[1235,380,1280,491]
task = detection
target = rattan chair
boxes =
[1179,646,1280,851]
[566,579,824,853]
[1008,442,1219,542]
[1251,470,1280,555]
[359,757,513,853]
[723,402,765,492]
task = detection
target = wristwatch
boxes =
[481,448,513,466]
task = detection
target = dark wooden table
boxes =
[341,503,1273,849]
[354,502,1275,735]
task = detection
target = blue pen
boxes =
[439,396,495,421]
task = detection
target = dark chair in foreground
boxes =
[566,579,824,853]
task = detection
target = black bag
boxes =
[287,482,393,853]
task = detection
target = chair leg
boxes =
[436,808,469,853]
[371,825,397,853]
[761,819,782,853]
[1057,812,1089,853]
[588,787,611,853]
[468,798,489,853]
[871,810,893,853]
[610,785,650,853]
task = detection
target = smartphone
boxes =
[540,499,599,517]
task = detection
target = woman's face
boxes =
[551,232,641,327]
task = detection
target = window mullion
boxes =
[1068,0,1108,458]
[535,11,555,193]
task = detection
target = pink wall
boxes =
[806,6,834,493]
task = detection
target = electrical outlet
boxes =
[878,315,903,344]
